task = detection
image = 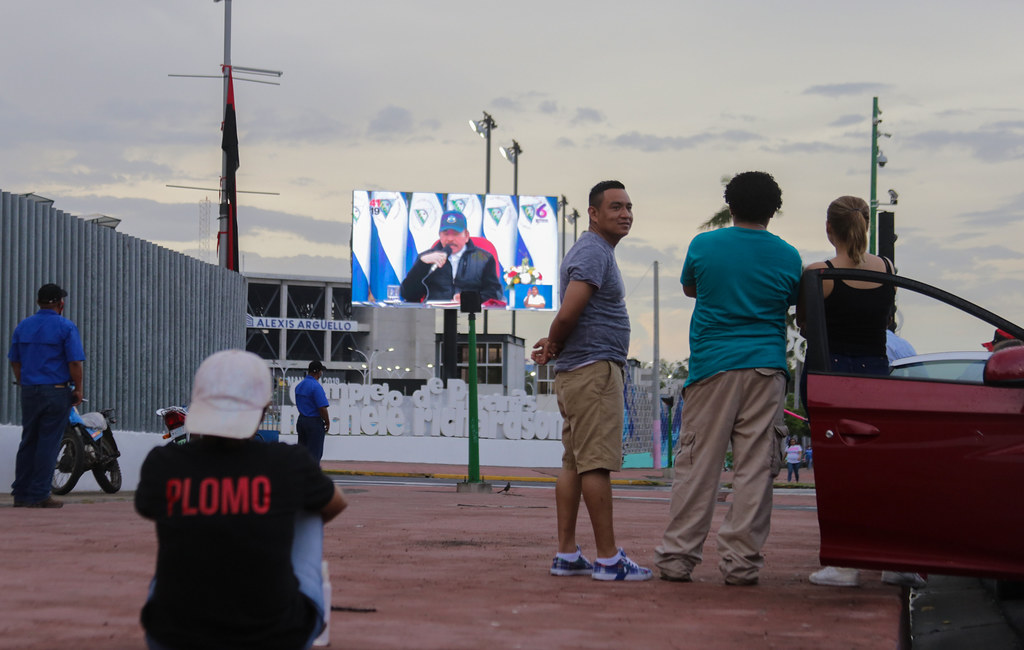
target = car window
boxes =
[894,290,1001,357]
[889,357,987,383]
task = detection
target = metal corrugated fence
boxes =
[1,190,245,431]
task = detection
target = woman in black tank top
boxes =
[798,195,901,589]
[799,195,895,376]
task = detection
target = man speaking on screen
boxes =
[400,210,504,304]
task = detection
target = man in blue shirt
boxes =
[294,360,330,463]
[8,283,87,508]
[655,172,802,586]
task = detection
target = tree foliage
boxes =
[698,175,733,231]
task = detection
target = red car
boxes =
[801,267,1024,580]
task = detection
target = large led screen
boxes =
[352,191,559,311]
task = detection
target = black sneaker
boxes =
[24,497,63,509]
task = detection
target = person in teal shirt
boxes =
[656,171,801,586]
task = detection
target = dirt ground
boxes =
[0,467,903,650]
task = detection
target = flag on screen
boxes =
[220,65,240,271]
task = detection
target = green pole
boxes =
[467,312,480,482]
[870,96,879,255]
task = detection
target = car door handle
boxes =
[835,419,880,444]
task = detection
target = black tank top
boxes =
[823,258,895,356]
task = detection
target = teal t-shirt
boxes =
[681,226,802,386]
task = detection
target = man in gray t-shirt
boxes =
[553,230,630,372]
[531,181,652,582]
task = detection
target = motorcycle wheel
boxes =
[92,435,122,494]
[52,429,85,495]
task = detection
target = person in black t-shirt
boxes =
[135,350,347,650]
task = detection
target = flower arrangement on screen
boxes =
[505,259,543,286]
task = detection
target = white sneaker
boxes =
[809,566,860,587]
[881,571,927,588]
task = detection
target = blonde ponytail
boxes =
[827,196,870,264]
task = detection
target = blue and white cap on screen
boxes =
[439,211,467,233]
[185,350,272,439]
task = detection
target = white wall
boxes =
[0,424,562,494]
[0,425,165,493]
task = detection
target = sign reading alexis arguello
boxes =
[246,314,358,332]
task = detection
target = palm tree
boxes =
[698,175,733,230]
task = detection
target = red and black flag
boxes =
[220,65,240,271]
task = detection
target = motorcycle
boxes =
[157,405,190,444]
[157,404,269,443]
[52,404,122,495]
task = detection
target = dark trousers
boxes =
[13,385,72,502]
[296,415,325,463]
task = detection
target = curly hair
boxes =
[826,196,870,264]
[723,171,782,225]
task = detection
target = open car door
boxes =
[802,267,1024,580]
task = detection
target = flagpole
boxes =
[218,0,232,269]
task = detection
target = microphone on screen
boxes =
[427,245,454,274]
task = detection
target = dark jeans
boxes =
[800,354,890,407]
[296,415,325,463]
[787,462,800,482]
[13,384,73,502]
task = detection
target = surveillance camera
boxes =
[877,152,888,167]
[888,189,898,205]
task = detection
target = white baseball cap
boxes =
[185,350,272,439]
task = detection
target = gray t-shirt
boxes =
[555,231,630,372]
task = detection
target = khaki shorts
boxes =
[555,360,624,473]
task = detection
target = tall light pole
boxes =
[500,139,523,337]
[869,97,892,255]
[558,195,569,261]
[469,112,498,193]
[464,112,498,349]
[499,140,522,195]
[570,208,581,244]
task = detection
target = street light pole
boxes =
[347,346,393,385]
[558,195,568,261]
[500,140,521,195]
[500,139,523,337]
[870,98,893,256]
[469,112,497,193]
[870,97,880,255]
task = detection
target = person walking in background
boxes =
[136,350,347,650]
[655,172,802,586]
[785,437,803,482]
[295,360,330,463]
[798,195,924,589]
[532,180,652,582]
[7,283,85,509]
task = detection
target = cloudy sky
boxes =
[3,1,1023,363]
